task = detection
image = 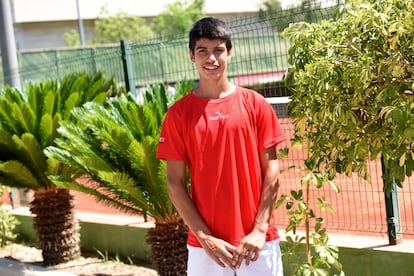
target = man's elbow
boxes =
[167,179,186,199]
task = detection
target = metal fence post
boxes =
[120,40,135,93]
[381,157,402,245]
[91,47,98,74]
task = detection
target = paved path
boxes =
[0,258,76,276]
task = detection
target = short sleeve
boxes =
[256,96,286,151]
[156,106,187,161]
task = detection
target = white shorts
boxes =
[187,239,283,276]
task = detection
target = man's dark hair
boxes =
[189,17,232,53]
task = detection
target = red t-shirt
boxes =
[156,87,285,247]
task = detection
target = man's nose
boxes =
[207,52,217,62]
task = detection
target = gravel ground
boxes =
[0,243,159,276]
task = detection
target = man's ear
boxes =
[189,50,195,62]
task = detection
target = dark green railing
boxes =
[1,0,341,95]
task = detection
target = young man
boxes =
[156,17,285,275]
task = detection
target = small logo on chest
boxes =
[209,111,230,121]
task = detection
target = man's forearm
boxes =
[253,158,280,232]
[168,180,213,240]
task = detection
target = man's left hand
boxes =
[231,229,266,269]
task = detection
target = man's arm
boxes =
[232,146,281,268]
[254,146,281,235]
[166,160,237,268]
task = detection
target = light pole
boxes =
[0,0,21,88]
[0,0,22,207]
[76,0,86,46]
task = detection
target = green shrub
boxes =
[0,186,20,247]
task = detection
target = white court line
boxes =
[266,96,291,104]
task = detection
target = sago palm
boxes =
[0,72,116,265]
[46,81,194,275]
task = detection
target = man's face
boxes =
[189,38,232,81]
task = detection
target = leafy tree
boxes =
[259,0,333,32]
[64,1,204,45]
[0,72,116,265]
[93,6,153,44]
[273,0,411,273]
[0,185,20,247]
[276,150,343,275]
[151,0,205,39]
[63,30,81,47]
[284,0,414,193]
[46,81,194,275]
[259,0,292,32]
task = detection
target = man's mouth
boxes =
[203,65,219,71]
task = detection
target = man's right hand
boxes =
[199,235,237,269]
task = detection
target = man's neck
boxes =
[193,78,236,99]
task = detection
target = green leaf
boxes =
[327,180,340,193]
[275,197,286,209]
[0,160,40,189]
[291,189,303,200]
[12,133,48,181]
[315,175,324,189]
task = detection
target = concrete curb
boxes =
[0,258,76,276]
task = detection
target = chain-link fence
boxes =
[1,0,413,241]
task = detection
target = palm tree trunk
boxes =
[29,187,80,266]
[146,216,188,276]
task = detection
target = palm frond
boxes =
[72,103,134,168]
[42,88,59,117]
[0,85,26,103]
[0,160,41,189]
[59,73,81,101]
[49,128,113,177]
[144,84,169,114]
[0,92,27,134]
[55,122,97,157]
[39,113,62,148]
[0,72,116,190]
[2,101,37,134]
[46,82,190,221]
[0,129,16,160]
[129,138,171,209]
[174,80,194,100]
[82,72,115,102]
[27,81,57,120]
[62,92,82,120]
[96,171,151,209]
[12,133,49,183]
[49,175,142,214]
[107,95,145,139]
[46,156,79,179]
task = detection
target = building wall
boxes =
[10,0,267,50]
[11,0,268,22]
[14,20,95,50]
[13,13,261,51]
